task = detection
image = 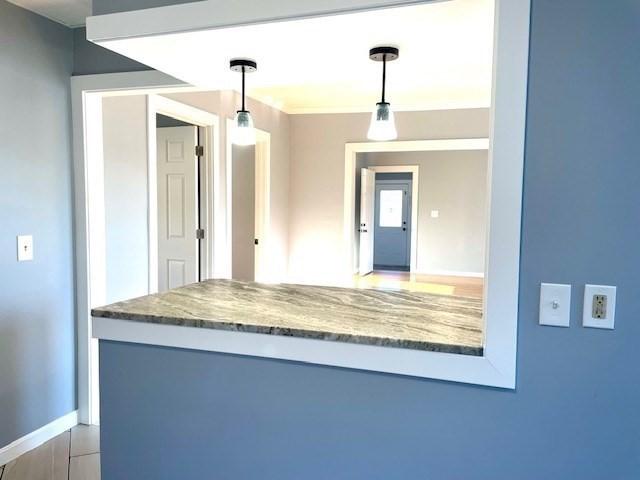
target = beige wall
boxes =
[102,95,150,303]
[164,91,291,279]
[363,150,488,275]
[288,108,489,284]
[231,145,256,281]
[100,96,487,287]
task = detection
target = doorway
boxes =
[156,117,204,291]
[357,163,419,277]
[226,119,272,283]
[373,173,412,271]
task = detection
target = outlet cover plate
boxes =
[539,283,571,327]
[583,284,616,329]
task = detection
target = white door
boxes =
[359,168,376,275]
[157,126,199,291]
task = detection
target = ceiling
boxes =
[97,0,495,113]
[9,0,90,27]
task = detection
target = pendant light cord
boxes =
[381,53,387,103]
[241,66,246,111]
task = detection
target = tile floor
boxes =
[0,425,100,480]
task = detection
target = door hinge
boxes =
[196,229,205,239]
[195,145,204,156]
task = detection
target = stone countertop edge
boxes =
[91,280,484,357]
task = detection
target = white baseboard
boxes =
[0,410,78,466]
[418,270,485,279]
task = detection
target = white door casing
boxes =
[359,168,375,275]
[157,126,199,291]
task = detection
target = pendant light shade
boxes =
[367,46,399,141]
[230,58,257,146]
[232,110,256,146]
[367,102,397,141]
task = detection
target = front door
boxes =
[373,180,411,270]
[157,126,199,291]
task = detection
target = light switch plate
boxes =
[539,283,571,327]
[17,235,33,261]
[430,210,439,218]
[583,284,616,329]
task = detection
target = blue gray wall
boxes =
[72,27,151,76]
[0,1,76,448]
[93,0,203,16]
[97,0,640,478]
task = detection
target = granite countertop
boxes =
[91,279,484,356]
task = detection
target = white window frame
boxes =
[76,0,530,425]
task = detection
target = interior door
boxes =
[358,168,376,275]
[157,126,199,292]
[374,180,411,270]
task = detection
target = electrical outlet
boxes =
[592,294,607,319]
[583,285,616,329]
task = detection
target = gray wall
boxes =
[72,27,151,76]
[95,0,640,478]
[362,150,487,275]
[0,1,75,448]
[288,109,489,284]
[156,114,192,128]
[102,96,150,304]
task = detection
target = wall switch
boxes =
[430,210,439,218]
[583,284,616,329]
[539,283,571,327]
[17,235,33,261]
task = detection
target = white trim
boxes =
[418,270,485,279]
[71,71,188,425]
[147,95,221,286]
[93,318,507,385]
[367,164,419,273]
[77,0,529,396]
[0,411,78,466]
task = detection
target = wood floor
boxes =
[353,271,484,299]
[0,426,100,480]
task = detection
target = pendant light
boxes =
[230,58,257,146]
[367,46,399,141]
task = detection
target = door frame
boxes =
[148,94,220,293]
[346,140,486,277]
[367,165,419,273]
[70,71,225,425]
[225,118,273,283]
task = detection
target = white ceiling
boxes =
[97,0,495,113]
[9,0,90,27]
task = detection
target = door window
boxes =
[379,190,403,227]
